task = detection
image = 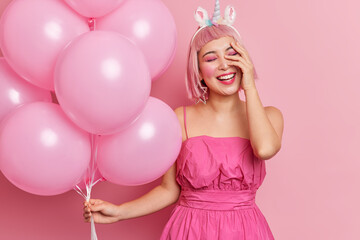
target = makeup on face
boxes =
[200,46,238,85]
[202,46,237,60]
[216,72,236,85]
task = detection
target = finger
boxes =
[236,45,252,64]
[224,54,251,68]
[89,202,105,212]
[224,55,249,68]
[84,216,91,223]
[83,206,91,212]
[231,41,247,53]
[86,213,103,224]
[89,199,103,205]
[83,212,92,219]
[227,60,248,72]
[230,42,251,63]
[224,55,242,61]
[225,55,251,69]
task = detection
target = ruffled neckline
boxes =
[176,134,264,191]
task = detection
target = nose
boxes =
[218,57,229,70]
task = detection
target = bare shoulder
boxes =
[174,106,186,141]
[264,106,283,118]
[174,105,197,119]
[174,106,184,122]
[264,106,284,141]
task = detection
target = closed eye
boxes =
[204,57,217,62]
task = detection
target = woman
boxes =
[84,3,284,239]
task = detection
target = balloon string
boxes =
[73,181,99,240]
[90,216,97,240]
[73,133,100,240]
[74,184,87,199]
[88,134,99,240]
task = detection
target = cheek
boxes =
[201,64,217,78]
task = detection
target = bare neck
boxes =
[201,91,244,114]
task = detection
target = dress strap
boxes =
[183,106,189,140]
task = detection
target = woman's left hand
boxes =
[225,42,256,91]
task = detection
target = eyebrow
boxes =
[202,51,216,58]
[202,46,234,58]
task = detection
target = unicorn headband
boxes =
[191,0,241,44]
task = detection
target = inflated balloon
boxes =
[64,0,125,18]
[0,102,91,196]
[55,31,151,135]
[0,0,89,90]
[0,58,52,121]
[97,0,177,81]
[97,97,182,186]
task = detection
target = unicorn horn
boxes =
[212,0,221,23]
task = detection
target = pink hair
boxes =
[185,25,258,102]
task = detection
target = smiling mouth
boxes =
[217,73,236,81]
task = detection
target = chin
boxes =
[220,88,240,96]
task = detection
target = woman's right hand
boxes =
[83,199,122,224]
[82,163,179,224]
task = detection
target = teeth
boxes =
[217,73,235,81]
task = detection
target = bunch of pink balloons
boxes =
[0,0,181,196]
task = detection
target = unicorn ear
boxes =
[194,7,210,27]
[224,5,236,25]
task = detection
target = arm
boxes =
[84,107,185,224]
[226,41,284,160]
[84,163,180,224]
[244,89,284,160]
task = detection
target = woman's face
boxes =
[198,36,242,97]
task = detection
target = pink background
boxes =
[1,0,360,239]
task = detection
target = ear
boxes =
[194,7,210,27]
[223,5,236,25]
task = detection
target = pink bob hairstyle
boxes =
[185,24,258,103]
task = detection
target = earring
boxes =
[196,85,207,104]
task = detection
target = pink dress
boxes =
[160,106,275,240]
